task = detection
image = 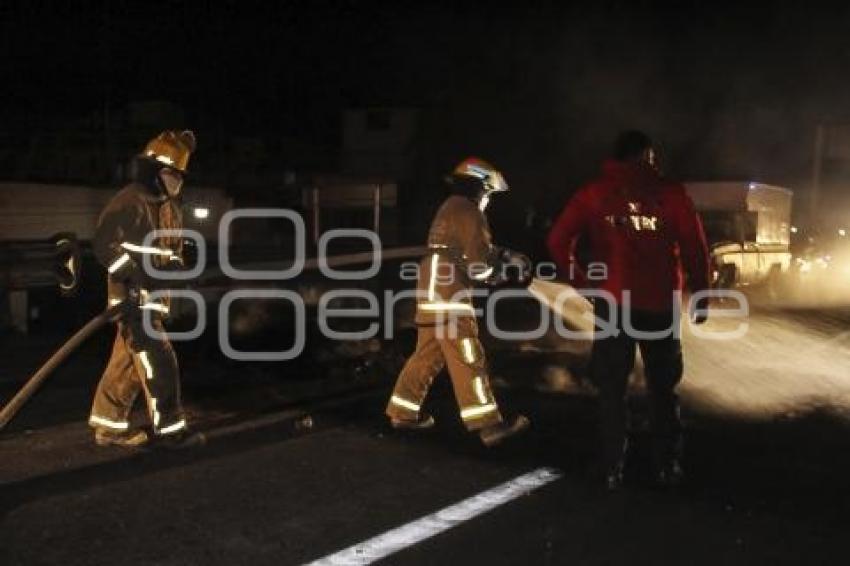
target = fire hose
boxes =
[0,247,594,433]
[0,302,124,431]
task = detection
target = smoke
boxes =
[681,309,850,422]
[540,5,847,200]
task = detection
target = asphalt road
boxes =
[2,306,850,565]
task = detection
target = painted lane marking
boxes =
[307,467,562,565]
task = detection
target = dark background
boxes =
[2,1,849,235]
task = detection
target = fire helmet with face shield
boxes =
[446,157,509,211]
[450,157,509,195]
[142,130,197,173]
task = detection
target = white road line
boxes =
[306,467,562,565]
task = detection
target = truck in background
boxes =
[685,181,793,294]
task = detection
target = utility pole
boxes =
[811,124,825,222]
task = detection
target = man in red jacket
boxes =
[547,131,710,489]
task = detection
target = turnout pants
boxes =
[590,300,683,471]
[386,317,503,431]
[89,312,186,436]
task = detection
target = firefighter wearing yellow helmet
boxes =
[386,157,531,447]
[88,130,202,448]
[143,130,195,172]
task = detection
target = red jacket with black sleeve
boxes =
[546,159,710,312]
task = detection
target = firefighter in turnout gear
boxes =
[88,130,200,448]
[386,158,531,447]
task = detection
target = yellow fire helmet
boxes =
[452,157,509,194]
[142,130,197,173]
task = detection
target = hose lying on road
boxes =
[0,303,124,431]
[0,275,587,433]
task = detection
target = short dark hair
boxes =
[612,130,653,161]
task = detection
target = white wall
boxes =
[0,182,231,242]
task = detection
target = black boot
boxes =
[478,414,530,447]
[600,438,629,491]
[652,435,684,488]
[390,412,436,430]
[654,458,684,488]
[94,427,149,448]
[604,462,625,492]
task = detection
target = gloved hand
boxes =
[491,247,533,287]
[506,250,533,287]
[109,286,143,321]
[165,253,185,270]
[690,296,709,325]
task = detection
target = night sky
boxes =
[3,1,850,218]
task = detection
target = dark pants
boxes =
[590,300,684,471]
